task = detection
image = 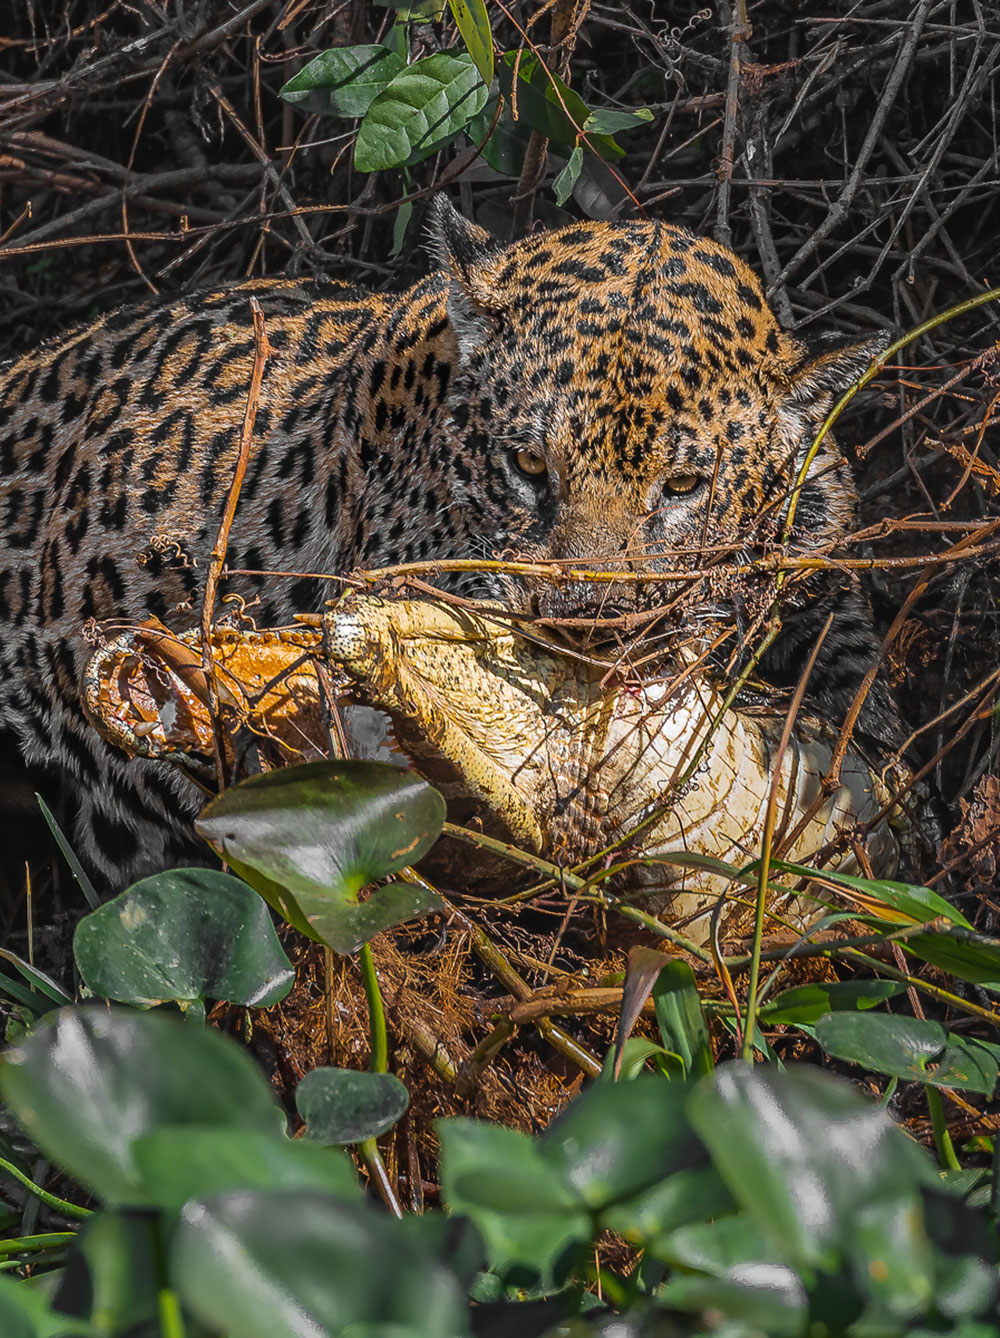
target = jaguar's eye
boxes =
[663,473,701,495]
[514,448,548,478]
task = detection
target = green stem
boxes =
[158,1287,188,1338]
[0,1155,92,1219]
[358,941,388,1075]
[926,1086,961,1172]
[355,942,403,1215]
[0,1232,76,1255]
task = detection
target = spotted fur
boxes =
[0,197,892,887]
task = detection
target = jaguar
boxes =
[0,196,891,888]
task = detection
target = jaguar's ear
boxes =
[426,194,505,359]
[787,331,892,413]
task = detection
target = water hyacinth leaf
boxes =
[0,1007,283,1205]
[541,1074,698,1209]
[195,760,445,955]
[132,1127,359,1212]
[552,146,583,205]
[0,1279,94,1338]
[438,1118,589,1288]
[657,1269,808,1337]
[355,53,489,171]
[583,106,654,135]
[279,45,405,117]
[687,1063,935,1271]
[601,1163,735,1246]
[297,1067,409,1144]
[73,869,293,1010]
[759,979,905,1024]
[850,1194,936,1317]
[174,1189,466,1338]
[77,1210,161,1337]
[814,1013,999,1095]
[447,0,493,85]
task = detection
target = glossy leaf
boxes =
[73,869,293,1010]
[814,1013,999,1095]
[686,1062,935,1271]
[296,1067,409,1144]
[0,1280,93,1338]
[583,107,654,135]
[173,1189,465,1338]
[759,979,905,1024]
[0,1007,283,1205]
[438,1118,589,1289]
[355,53,488,172]
[131,1127,359,1212]
[601,1163,734,1246]
[78,1210,160,1337]
[849,1194,936,1317]
[447,0,493,85]
[279,45,405,117]
[541,1074,698,1209]
[195,760,445,954]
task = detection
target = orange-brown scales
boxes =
[0,196,891,887]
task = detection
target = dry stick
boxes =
[512,0,580,233]
[714,0,752,249]
[200,297,273,791]
[442,900,602,1078]
[771,0,934,291]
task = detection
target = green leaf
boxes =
[0,950,71,1008]
[849,1194,936,1317]
[447,0,493,85]
[904,930,1000,984]
[467,92,531,175]
[541,1074,699,1210]
[0,1278,94,1337]
[0,1007,284,1205]
[552,146,583,205]
[131,1127,359,1212]
[73,869,293,1010]
[279,45,406,118]
[652,961,714,1079]
[173,1190,466,1338]
[768,861,974,929]
[499,51,622,159]
[391,197,414,257]
[195,760,445,955]
[759,979,905,1024]
[297,1068,409,1144]
[601,1163,735,1246]
[814,1013,999,1096]
[686,1063,935,1272]
[582,107,654,135]
[77,1210,160,1337]
[355,52,489,172]
[438,1118,588,1290]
